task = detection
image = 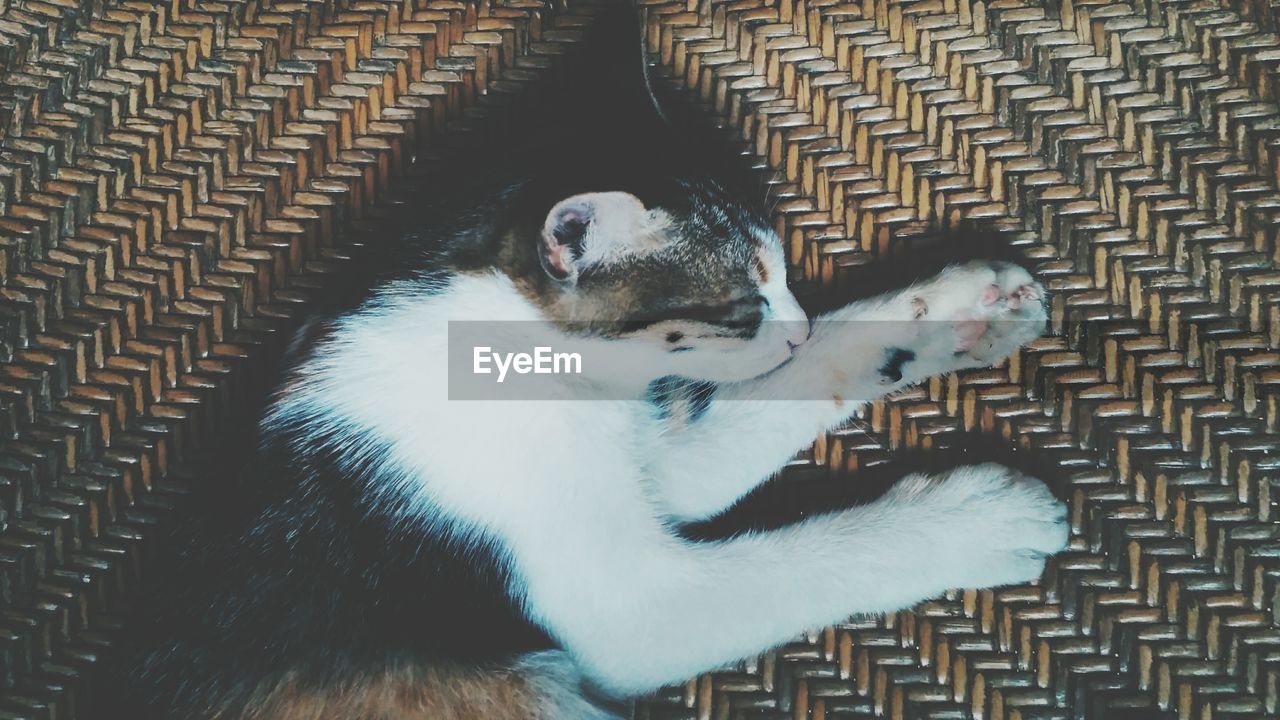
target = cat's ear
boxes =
[539,192,652,282]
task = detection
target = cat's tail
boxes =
[235,651,624,720]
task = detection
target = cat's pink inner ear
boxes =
[548,205,590,248]
[540,198,594,281]
[539,192,651,281]
[540,234,576,281]
[539,241,574,280]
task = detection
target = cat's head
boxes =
[518,178,810,384]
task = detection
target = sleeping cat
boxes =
[94,7,1068,720]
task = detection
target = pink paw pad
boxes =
[953,317,988,351]
[982,283,1042,310]
[1007,284,1041,310]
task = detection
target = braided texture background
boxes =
[1,0,1279,718]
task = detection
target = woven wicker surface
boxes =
[1,0,1279,718]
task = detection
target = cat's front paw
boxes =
[886,463,1069,589]
[910,261,1047,370]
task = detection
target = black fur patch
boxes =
[647,376,717,424]
[878,348,916,383]
[91,420,550,719]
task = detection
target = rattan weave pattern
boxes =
[0,0,1278,718]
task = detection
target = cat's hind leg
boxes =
[520,462,1068,697]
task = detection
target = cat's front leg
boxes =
[647,261,1047,522]
[791,260,1048,403]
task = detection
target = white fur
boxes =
[266,261,1068,700]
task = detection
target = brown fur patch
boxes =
[234,664,541,720]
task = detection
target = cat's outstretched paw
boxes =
[910,261,1047,370]
[885,463,1069,589]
